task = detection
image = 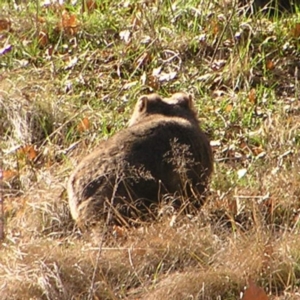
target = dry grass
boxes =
[1,0,300,299]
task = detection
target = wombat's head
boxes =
[128,92,198,127]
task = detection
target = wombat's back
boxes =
[67,115,213,225]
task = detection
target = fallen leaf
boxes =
[148,74,160,90]
[157,71,177,82]
[61,10,79,35]
[266,60,275,70]
[211,20,220,35]
[225,104,233,112]
[242,280,269,300]
[237,168,247,179]
[77,117,90,132]
[2,169,18,181]
[228,198,238,215]
[291,23,300,38]
[17,145,38,161]
[252,146,264,156]
[249,88,256,104]
[0,19,11,31]
[38,16,46,23]
[47,45,55,56]
[113,225,127,238]
[38,30,49,48]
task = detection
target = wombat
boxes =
[67,92,213,227]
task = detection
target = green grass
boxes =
[0,0,300,299]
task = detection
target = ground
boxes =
[0,0,300,299]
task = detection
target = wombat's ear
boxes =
[186,94,193,109]
[137,96,149,113]
[172,93,193,109]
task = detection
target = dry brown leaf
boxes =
[211,20,220,35]
[266,60,275,70]
[225,104,233,112]
[2,169,18,181]
[64,13,77,27]
[239,140,248,150]
[77,117,90,132]
[113,225,127,238]
[61,10,79,35]
[47,45,54,57]
[37,16,46,23]
[291,23,300,38]
[242,280,269,300]
[148,75,160,90]
[228,198,238,215]
[252,146,264,156]
[0,19,11,32]
[249,88,256,104]
[38,31,49,48]
[17,145,38,161]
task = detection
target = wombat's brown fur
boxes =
[67,92,213,227]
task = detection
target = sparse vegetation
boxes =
[0,0,300,299]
